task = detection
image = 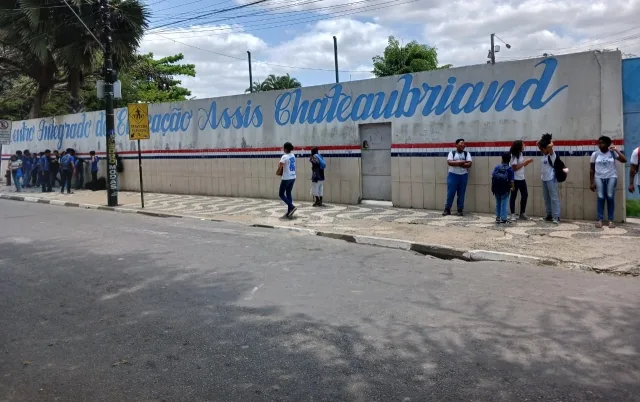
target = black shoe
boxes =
[457,209,464,216]
[495,217,502,224]
[500,219,511,224]
[442,209,451,216]
[542,216,553,222]
[287,206,297,218]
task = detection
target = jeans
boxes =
[495,192,510,220]
[12,172,22,192]
[542,179,560,219]
[75,168,84,189]
[595,177,617,221]
[510,179,528,214]
[445,172,468,211]
[41,171,52,192]
[279,179,296,211]
[60,170,73,193]
[23,167,32,187]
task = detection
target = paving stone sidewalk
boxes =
[2,186,639,275]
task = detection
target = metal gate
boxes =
[359,123,392,201]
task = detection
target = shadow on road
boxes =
[0,238,638,401]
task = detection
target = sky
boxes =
[139,0,640,100]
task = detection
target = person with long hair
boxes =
[538,133,560,224]
[589,136,626,228]
[509,140,533,220]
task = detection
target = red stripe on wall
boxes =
[391,139,624,149]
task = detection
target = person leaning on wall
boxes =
[589,136,625,228]
[443,138,472,217]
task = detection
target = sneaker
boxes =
[511,213,518,221]
[287,206,297,218]
[501,219,511,224]
[519,214,529,220]
[442,209,451,216]
[457,209,464,217]
[552,218,560,225]
[541,216,553,222]
[495,217,502,224]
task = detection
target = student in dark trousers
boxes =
[509,140,533,220]
[276,142,297,217]
[40,150,52,192]
[90,151,100,182]
[59,148,76,194]
[50,150,61,188]
[75,151,86,190]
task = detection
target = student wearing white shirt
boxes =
[443,138,472,216]
[589,136,626,228]
[629,146,639,195]
[276,142,297,217]
[538,133,561,224]
[509,140,533,221]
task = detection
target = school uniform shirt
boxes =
[590,149,619,179]
[23,157,32,171]
[40,155,50,172]
[447,151,472,175]
[540,152,557,182]
[60,154,75,170]
[280,153,296,180]
[91,156,100,172]
[510,154,526,181]
[631,148,639,186]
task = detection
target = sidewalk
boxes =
[2,186,639,275]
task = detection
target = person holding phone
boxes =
[590,136,626,228]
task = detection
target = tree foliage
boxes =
[372,36,452,78]
[246,73,301,93]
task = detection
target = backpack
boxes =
[548,154,567,183]
[316,154,326,169]
[491,165,511,195]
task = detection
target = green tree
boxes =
[246,73,301,93]
[0,0,148,117]
[372,36,452,78]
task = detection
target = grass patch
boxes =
[627,199,640,217]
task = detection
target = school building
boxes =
[2,50,632,221]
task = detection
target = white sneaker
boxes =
[511,214,518,221]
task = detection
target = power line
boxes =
[147,0,422,38]
[150,0,271,31]
[150,32,372,73]
[60,0,104,50]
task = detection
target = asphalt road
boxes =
[0,200,638,402]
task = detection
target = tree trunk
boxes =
[29,84,49,119]
[68,68,83,114]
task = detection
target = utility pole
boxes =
[490,33,495,65]
[247,51,253,93]
[333,36,339,83]
[100,0,118,206]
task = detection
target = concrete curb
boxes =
[3,192,632,275]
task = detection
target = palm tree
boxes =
[245,73,301,93]
[0,0,148,117]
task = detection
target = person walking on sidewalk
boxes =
[590,136,626,228]
[538,133,561,224]
[509,140,533,220]
[492,153,515,224]
[443,138,472,216]
[9,154,23,192]
[40,150,52,193]
[310,147,326,207]
[277,142,297,217]
[59,148,76,194]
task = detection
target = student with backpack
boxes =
[492,153,515,224]
[443,138,472,216]
[59,148,76,194]
[309,147,326,207]
[589,136,626,228]
[538,133,566,224]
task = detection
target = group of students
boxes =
[275,142,326,218]
[446,133,631,228]
[6,149,100,194]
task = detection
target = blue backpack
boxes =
[316,154,326,169]
[491,165,511,195]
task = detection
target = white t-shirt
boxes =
[590,149,618,179]
[630,148,639,186]
[280,153,296,180]
[510,154,525,181]
[540,152,556,182]
[447,151,472,175]
[10,160,22,171]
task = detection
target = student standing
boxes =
[443,138,472,216]
[90,151,100,182]
[492,153,515,224]
[9,154,23,192]
[509,140,533,220]
[40,149,52,192]
[590,136,626,228]
[59,148,76,194]
[629,146,639,196]
[75,152,85,190]
[538,133,561,224]
[22,150,33,188]
[277,142,297,217]
[50,150,61,188]
[310,147,326,207]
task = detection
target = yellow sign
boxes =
[127,103,150,140]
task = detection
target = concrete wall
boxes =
[2,50,624,220]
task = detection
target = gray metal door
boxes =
[359,123,392,201]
